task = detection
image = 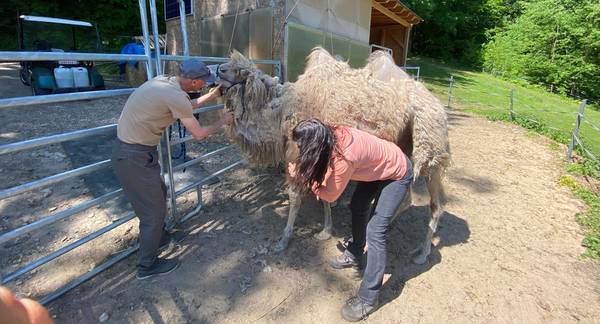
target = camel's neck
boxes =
[227,82,296,167]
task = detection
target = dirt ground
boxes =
[1,62,599,323]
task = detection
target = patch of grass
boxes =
[548,142,560,151]
[408,57,600,161]
[410,57,600,179]
[525,130,539,139]
[559,175,600,258]
[566,162,600,179]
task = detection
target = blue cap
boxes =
[178,58,216,84]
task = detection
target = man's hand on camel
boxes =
[207,85,222,100]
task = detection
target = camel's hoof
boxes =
[314,230,332,241]
[274,237,289,252]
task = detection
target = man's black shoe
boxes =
[136,258,180,280]
[330,250,360,269]
[341,296,378,322]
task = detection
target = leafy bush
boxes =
[483,0,600,101]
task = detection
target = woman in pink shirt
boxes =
[290,119,413,321]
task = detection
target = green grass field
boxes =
[408,57,600,162]
[407,57,600,258]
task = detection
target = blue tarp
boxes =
[118,42,146,74]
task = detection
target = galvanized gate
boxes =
[0,0,280,304]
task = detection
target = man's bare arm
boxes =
[180,110,234,141]
[191,85,222,109]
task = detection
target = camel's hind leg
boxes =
[275,188,302,251]
[412,167,444,264]
[315,202,332,240]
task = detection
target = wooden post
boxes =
[567,99,588,161]
[447,75,454,108]
[403,25,411,66]
[509,90,514,121]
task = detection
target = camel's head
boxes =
[216,50,253,90]
[217,50,285,166]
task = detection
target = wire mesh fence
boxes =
[433,75,600,166]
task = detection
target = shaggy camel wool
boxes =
[219,47,450,261]
[221,47,450,181]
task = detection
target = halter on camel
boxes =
[217,64,250,121]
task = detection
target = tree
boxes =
[0,0,164,52]
[402,0,506,65]
[483,0,600,100]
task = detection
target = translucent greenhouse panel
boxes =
[285,22,370,82]
[285,0,371,43]
[199,12,250,57]
[347,41,371,68]
[250,8,274,74]
[194,7,274,74]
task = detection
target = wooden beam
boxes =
[371,0,410,27]
[399,12,413,20]
[403,25,412,65]
[371,23,405,28]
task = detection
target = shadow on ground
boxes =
[47,166,472,322]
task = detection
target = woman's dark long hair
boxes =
[291,118,338,194]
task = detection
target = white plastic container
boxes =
[54,66,74,88]
[71,67,90,88]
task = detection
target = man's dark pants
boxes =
[346,158,414,305]
[111,139,167,268]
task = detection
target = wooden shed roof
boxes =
[371,0,423,27]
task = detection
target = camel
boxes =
[217,47,450,264]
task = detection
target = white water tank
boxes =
[54,66,74,88]
[71,67,90,88]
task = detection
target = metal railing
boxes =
[401,66,421,81]
[440,75,598,165]
[370,44,392,56]
[0,0,155,299]
[0,0,280,305]
[0,89,135,109]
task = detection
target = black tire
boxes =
[19,68,31,86]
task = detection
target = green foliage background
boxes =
[0,0,597,100]
[0,0,164,53]
[482,0,600,101]
[403,0,599,101]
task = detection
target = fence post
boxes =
[566,99,588,161]
[509,89,514,121]
[447,75,454,108]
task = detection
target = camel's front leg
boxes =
[275,188,302,251]
[315,202,332,240]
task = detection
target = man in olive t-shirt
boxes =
[112,59,233,280]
